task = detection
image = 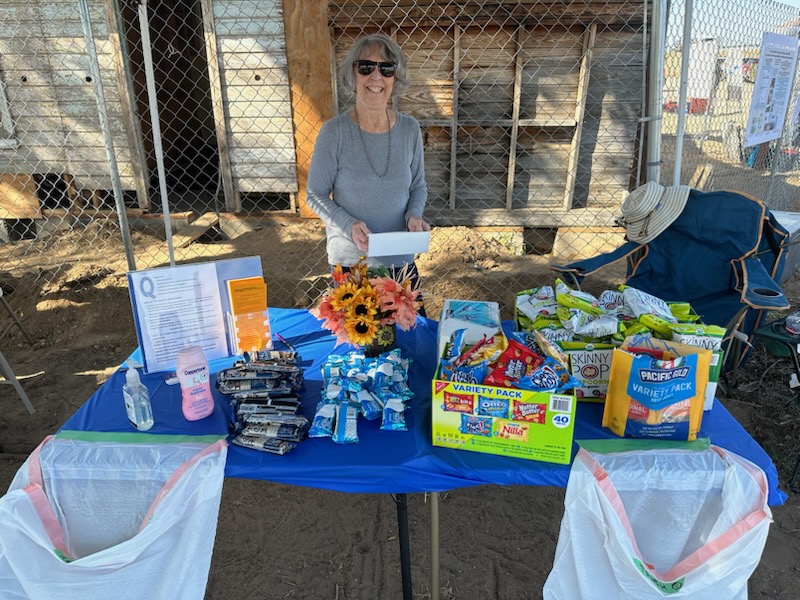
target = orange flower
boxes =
[331,264,347,285]
[313,258,420,346]
[393,284,420,331]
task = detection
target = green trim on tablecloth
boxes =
[56,430,226,444]
[578,437,711,454]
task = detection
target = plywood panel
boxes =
[329,1,646,29]
[209,0,298,198]
[0,173,41,219]
[398,28,454,121]
[229,146,297,165]
[282,0,332,214]
[577,29,643,208]
[0,3,136,193]
[232,162,298,179]
[234,176,297,193]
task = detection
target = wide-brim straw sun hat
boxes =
[619,181,691,244]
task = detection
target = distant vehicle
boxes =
[742,58,758,83]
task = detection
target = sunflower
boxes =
[344,313,380,346]
[329,282,360,311]
[374,323,396,347]
[345,287,380,321]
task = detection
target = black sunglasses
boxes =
[353,60,397,78]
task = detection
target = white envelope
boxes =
[367,231,430,257]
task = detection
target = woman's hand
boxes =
[351,221,371,252]
[407,215,431,232]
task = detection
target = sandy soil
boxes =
[0,223,799,600]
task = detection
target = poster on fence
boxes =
[744,32,800,148]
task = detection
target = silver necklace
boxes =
[354,108,391,178]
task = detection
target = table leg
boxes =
[790,456,800,493]
[784,341,800,388]
[393,493,413,600]
[430,491,440,600]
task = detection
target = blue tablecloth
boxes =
[61,307,788,505]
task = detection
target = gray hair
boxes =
[339,33,410,98]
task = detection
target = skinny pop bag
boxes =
[603,336,711,441]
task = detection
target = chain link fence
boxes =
[0,1,797,331]
[663,0,800,210]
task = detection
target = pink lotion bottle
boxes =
[176,345,214,421]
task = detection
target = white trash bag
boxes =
[544,442,772,600]
[0,434,227,600]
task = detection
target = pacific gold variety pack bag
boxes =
[602,336,712,441]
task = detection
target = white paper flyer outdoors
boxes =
[129,263,229,373]
[744,32,800,148]
[367,231,430,257]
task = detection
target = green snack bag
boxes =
[555,279,604,317]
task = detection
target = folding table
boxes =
[59,308,788,599]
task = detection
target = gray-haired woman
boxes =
[306,33,430,313]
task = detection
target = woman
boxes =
[306,33,430,314]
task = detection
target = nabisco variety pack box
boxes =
[433,299,576,464]
[431,381,577,464]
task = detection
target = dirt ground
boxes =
[0,221,799,600]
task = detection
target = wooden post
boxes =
[104,0,150,211]
[282,0,335,218]
[563,24,596,210]
[449,26,461,210]
[201,0,239,212]
[505,27,524,210]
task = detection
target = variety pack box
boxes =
[433,298,576,464]
[431,380,577,464]
[671,324,726,411]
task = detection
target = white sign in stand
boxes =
[128,256,263,373]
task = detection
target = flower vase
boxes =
[362,323,397,357]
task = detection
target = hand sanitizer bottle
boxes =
[123,362,154,431]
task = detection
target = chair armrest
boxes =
[550,241,642,288]
[735,256,790,311]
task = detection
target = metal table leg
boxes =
[789,456,800,492]
[392,493,413,600]
[0,349,35,414]
[430,492,440,600]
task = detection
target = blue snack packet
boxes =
[381,397,407,431]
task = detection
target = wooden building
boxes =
[0,0,647,229]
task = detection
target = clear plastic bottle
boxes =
[786,311,800,335]
[176,345,214,421]
[123,362,154,431]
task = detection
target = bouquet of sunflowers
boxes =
[312,259,421,349]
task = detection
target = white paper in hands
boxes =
[367,231,430,257]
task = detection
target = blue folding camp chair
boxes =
[551,188,791,371]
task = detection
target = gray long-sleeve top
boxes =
[306,111,428,268]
